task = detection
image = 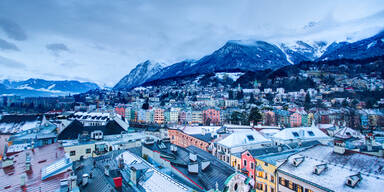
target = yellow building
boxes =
[230,153,242,170]
[254,158,278,192]
[242,149,301,192]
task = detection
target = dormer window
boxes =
[292,132,299,138]
[247,135,255,141]
[313,164,327,175]
[292,156,304,167]
[307,131,315,136]
[346,173,362,188]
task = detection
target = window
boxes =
[288,181,294,190]
[70,150,76,156]
[247,135,255,141]
[270,175,275,183]
[305,189,314,192]
[307,131,315,136]
[257,171,264,178]
[171,135,175,140]
[243,160,247,166]
[270,187,275,192]
[297,184,304,192]
[264,162,269,166]
[279,177,285,185]
[292,132,300,137]
[86,148,91,154]
[250,162,254,169]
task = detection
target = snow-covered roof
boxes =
[334,127,364,140]
[118,151,189,192]
[278,145,384,192]
[178,125,221,135]
[272,126,330,141]
[217,129,271,148]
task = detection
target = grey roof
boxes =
[144,141,235,191]
[74,150,132,192]
[190,133,214,143]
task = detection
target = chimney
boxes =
[25,152,31,172]
[118,157,125,169]
[104,165,110,176]
[82,174,89,186]
[170,145,178,153]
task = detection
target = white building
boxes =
[215,130,272,164]
[277,145,384,192]
[271,124,332,146]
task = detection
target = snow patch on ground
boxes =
[215,72,244,81]
[47,84,56,90]
[367,40,377,49]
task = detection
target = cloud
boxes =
[0,0,383,86]
[46,43,70,56]
[0,56,26,68]
[0,18,27,41]
[0,38,19,51]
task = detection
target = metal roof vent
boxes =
[292,156,305,167]
[346,173,362,188]
[201,160,211,171]
[189,153,197,162]
[188,163,199,174]
[313,164,327,175]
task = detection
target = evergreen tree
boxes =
[249,93,256,104]
[304,93,311,110]
[228,90,234,100]
[237,90,244,100]
[142,98,149,110]
[248,107,262,124]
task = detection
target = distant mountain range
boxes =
[0,78,99,97]
[114,30,384,90]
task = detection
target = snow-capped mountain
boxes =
[278,40,328,64]
[0,78,99,97]
[114,30,384,90]
[319,31,384,61]
[145,40,292,83]
[114,60,164,90]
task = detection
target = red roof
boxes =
[0,143,71,192]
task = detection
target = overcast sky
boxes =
[0,0,383,87]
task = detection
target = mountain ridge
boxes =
[114,30,384,90]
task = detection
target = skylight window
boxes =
[292,132,299,137]
[247,135,255,141]
[307,131,315,136]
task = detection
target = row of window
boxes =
[279,177,313,192]
[69,148,92,156]
[255,182,275,192]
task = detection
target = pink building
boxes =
[115,106,125,117]
[290,112,302,127]
[241,150,256,179]
[154,108,164,124]
[203,109,221,125]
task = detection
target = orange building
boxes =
[168,129,211,151]
[203,108,221,125]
